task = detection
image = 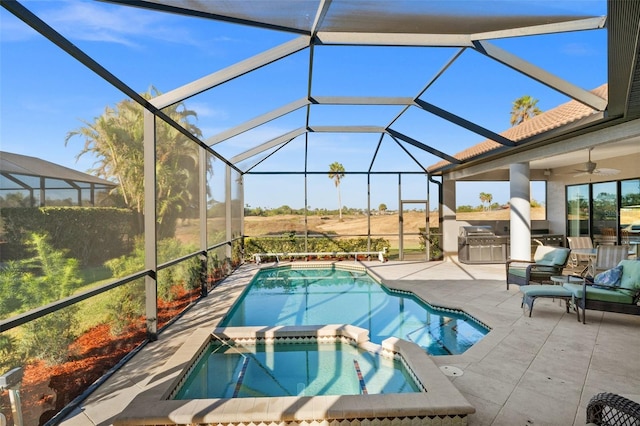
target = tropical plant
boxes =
[65,87,208,239]
[0,334,21,372]
[328,162,346,220]
[379,203,387,213]
[8,234,82,365]
[510,95,542,126]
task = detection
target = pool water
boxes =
[221,266,488,355]
[174,341,420,399]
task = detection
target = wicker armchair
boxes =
[586,392,640,426]
[505,246,571,290]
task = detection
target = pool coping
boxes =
[115,324,475,425]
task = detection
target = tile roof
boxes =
[427,84,608,172]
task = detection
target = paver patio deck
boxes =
[59,258,640,426]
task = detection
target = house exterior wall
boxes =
[546,151,640,238]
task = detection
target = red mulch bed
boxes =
[1,286,201,426]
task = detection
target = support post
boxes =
[0,367,24,426]
[225,165,232,262]
[442,176,457,258]
[510,162,531,261]
[199,148,208,297]
[143,110,158,341]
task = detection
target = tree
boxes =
[328,162,346,220]
[65,87,207,238]
[379,203,387,214]
[479,192,493,211]
[510,95,542,126]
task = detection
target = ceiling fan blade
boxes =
[593,168,620,176]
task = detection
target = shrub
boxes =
[238,235,389,261]
[104,237,202,334]
[418,227,443,260]
[0,207,135,266]
[4,234,82,365]
[19,308,79,365]
[0,334,22,372]
[105,280,145,336]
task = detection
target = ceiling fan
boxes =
[573,148,620,177]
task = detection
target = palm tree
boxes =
[479,192,493,211]
[510,95,542,126]
[328,162,345,220]
[66,87,206,238]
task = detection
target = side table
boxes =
[550,275,584,285]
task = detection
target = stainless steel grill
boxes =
[458,226,508,264]
[458,226,496,238]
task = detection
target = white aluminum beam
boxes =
[310,96,414,105]
[151,36,311,109]
[231,127,306,163]
[315,32,473,47]
[206,98,310,146]
[474,40,608,111]
[388,48,465,128]
[387,129,461,164]
[309,125,386,133]
[311,0,332,35]
[414,99,515,147]
[472,16,606,41]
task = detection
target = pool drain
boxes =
[439,366,463,377]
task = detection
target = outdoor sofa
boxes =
[562,259,640,323]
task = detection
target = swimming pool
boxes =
[116,276,479,425]
[173,337,420,399]
[221,265,489,355]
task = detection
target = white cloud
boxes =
[188,102,230,120]
[561,42,597,57]
[6,0,221,48]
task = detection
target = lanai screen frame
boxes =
[1,0,615,342]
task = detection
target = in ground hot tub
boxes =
[173,338,420,399]
[116,325,475,425]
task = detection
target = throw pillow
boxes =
[593,265,623,288]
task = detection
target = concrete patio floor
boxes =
[59,258,640,426]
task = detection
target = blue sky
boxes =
[1,0,607,210]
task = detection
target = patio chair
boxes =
[586,392,640,426]
[590,244,630,277]
[506,245,571,290]
[562,259,640,323]
[566,236,593,269]
[597,227,618,246]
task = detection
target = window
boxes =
[567,178,640,245]
[592,181,617,245]
[566,184,589,237]
[620,179,640,245]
